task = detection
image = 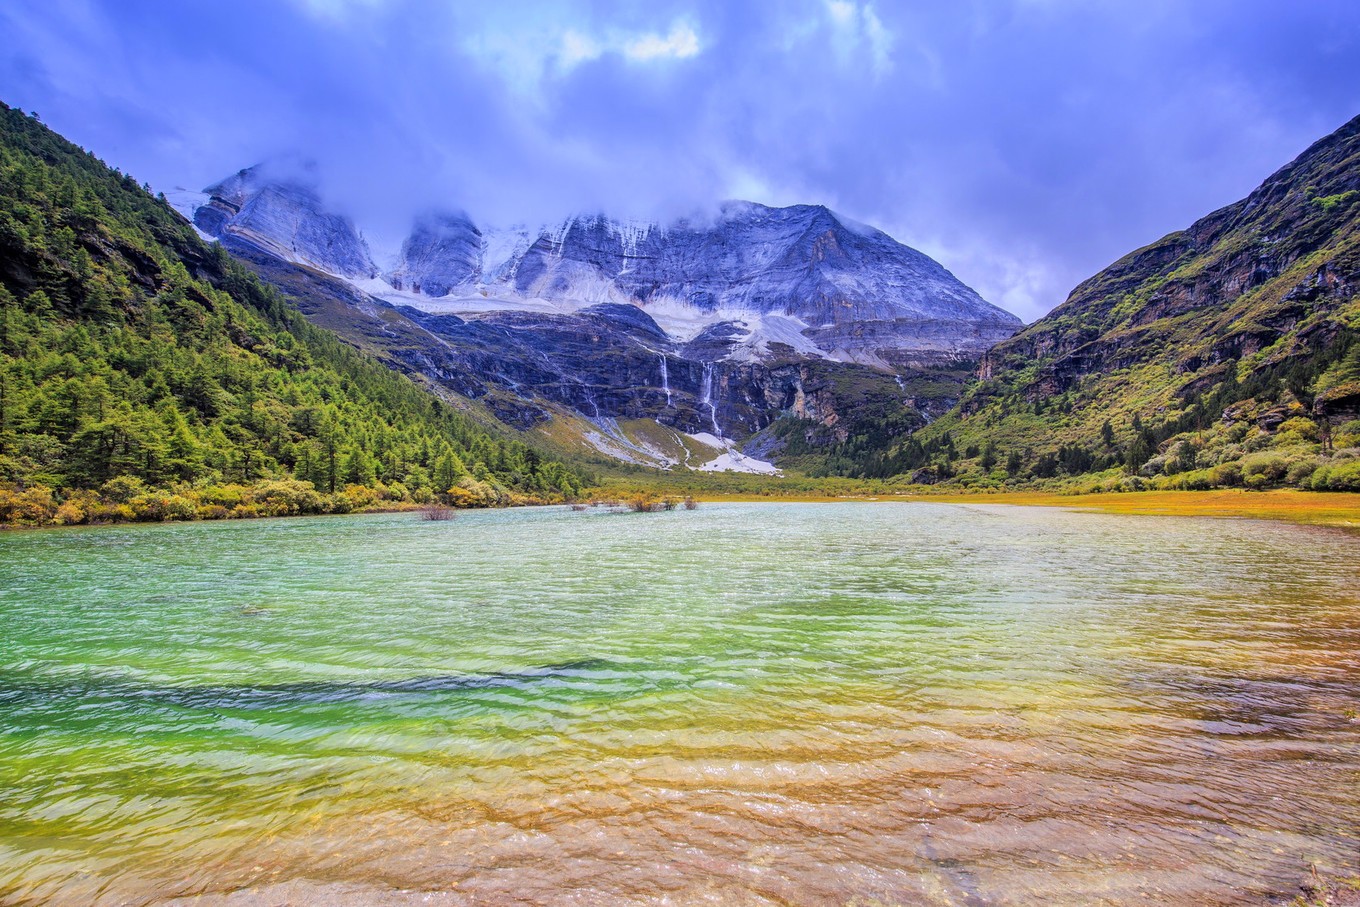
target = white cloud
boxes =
[623,23,701,62]
[822,0,895,76]
[861,6,893,75]
[826,1,855,26]
[560,30,602,68]
[898,231,1073,323]
[557,21,703,69]
[461,16,703,97]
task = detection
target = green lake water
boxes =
[0,502,1357,905]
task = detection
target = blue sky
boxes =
[3,0,1359,321]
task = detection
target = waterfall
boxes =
[700,362,721,437]
[659,355,672,408]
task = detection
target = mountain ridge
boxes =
[183,169,1021,369]
[872,112,1360,490]
[176,164,1018,469]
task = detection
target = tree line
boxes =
[0,102,583,525]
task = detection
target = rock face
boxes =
[193,165,377,280]
[935,112,1360,459]
[388,212,481,296]
[180,174,1019,367]
[387,203,1021,368]
[978,113,1360,404]
[177,170,1018,465]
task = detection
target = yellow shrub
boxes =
[52,501,86,525]
[444,485,480,508]
[86,502,134,523]
[342,483,379,509]
[0,485,57,525]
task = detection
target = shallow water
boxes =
[0,502,1357,906]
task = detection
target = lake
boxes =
[1,502,1357,905]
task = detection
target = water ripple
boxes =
[0,503,1357,906]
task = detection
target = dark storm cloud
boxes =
[2,0,1359,319]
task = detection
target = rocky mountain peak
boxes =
[191,161,377,280]
[181,168,1022,368]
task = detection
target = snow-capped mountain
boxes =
[177,166,1022,469]
[182,168,1020,368]
[385,203,1020,366]
[191,165,377,280]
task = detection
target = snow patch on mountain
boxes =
[481,226,535,282]
[165,187,210,221]
[180,169,1022,368]
[686,432,781,474]
[725,313,824,362]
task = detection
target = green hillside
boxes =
[856,114,1360,492]
[0,102,582,525]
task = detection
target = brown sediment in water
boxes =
[687,489,1360,533]
[913,489,1360,532]
[3,502,1356,906]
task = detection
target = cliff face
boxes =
[471,203,1020,361]
[976,114,1360,412]
[387,212,481,296]
[920,113,1360,488]
[193,165,377,280]
[223,239,932,469]
[180,176,1019,368]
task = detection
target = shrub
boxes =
[1241,452,1288,486]
[444,485,480,508]
[52,501,86,525]
[1275,416,1319,443]
[325,495,353,514]
[1310,459,1360,491]
[86,502,134,523]
[1286,457,1321,486]
[249,478,324,515]
[130,492,198,521]
[450,477,506,507]
[198,483,248,508]
[1168,469,1213,491]
[0,485,57,524]
[341,484,378,510]
[1208,462,1243,487]
[1333,419,1360,448]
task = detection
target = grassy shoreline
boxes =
[672,488,1360,533]
[5,485,1358,534]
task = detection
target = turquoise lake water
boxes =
[0,502,1357,905]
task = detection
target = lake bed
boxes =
[1,502,1357,905]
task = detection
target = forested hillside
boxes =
[0,102,582,525]
[821,114,1360,491]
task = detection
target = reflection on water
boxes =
[0,503,1357,905]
